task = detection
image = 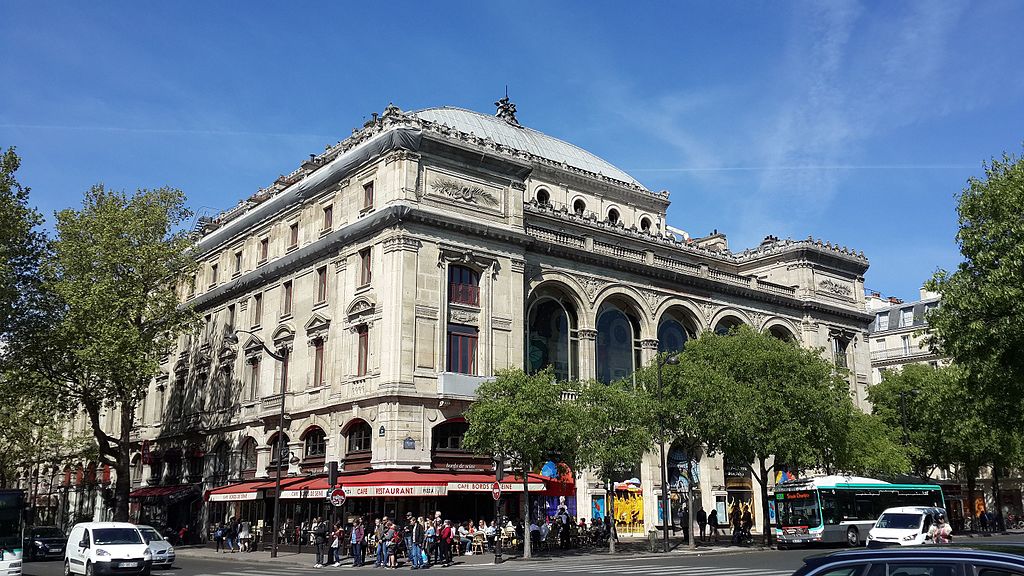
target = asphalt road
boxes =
[24,534,1024,576]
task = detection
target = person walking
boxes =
[224,517,238,553]
[439,519,455,566]
[330,522,344,566]
[403,512,415,563]
[696,507,708,542]
[741,507,753,543]
[350,517,366,567]
[708,508,720,543]
[213,522,224,553]
[410,517,425,570]
[386,521,401,569]
[238,520,252,552]
[729,505,742,545]
[374,518,387,567]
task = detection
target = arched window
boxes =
[448,265,480,306]
[596,299,641,384]
[346,421,372,454]
[536,188,550,205]
[240,438,257,471]
[527,294,579,382]
[714,316,744,335]
[131,455,143,486]
[607,208,620,225]
[573,198,586,216]
[269,433,290,465]
[658,311,696,354]
[212,442,230,485]
[432,421,470,451]
[304,427,327,458]
[768,324,796,342]
[640,217,652,233]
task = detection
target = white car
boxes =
[866,506,946,547]
[64,522,152,576]
[135,526,174,568]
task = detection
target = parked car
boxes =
[790,546,1024,575]
[64,522,153,576]
[135,525,174,568]
[866,506,946,547]
[23,526,66,561]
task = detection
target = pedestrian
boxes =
[351,517,366,567]
[224,518,238,553]
[239,520,252,552]
[730,505,742,545]
[213,522,224,553]
[696,507,708,542]
[708,508,720,543]
[980,510,990,533]
[387,521,401,568]
[330,522,344,566]
[374,517,387,567]
[404,512,415,563]
[741,506,753,542]
[410,516,425,570]
[439,519,455,566]
[313,516,328,568]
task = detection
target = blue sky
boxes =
[3,1,1022,300]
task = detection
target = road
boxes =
[24,534,1024,576]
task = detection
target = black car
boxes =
[792,546,1024,575]
[23,525,67,561]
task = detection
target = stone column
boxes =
[577,329,597,381]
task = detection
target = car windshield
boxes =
[93,528,143,545]
[32,527,65,538]
[138,528,163,543]
[778,492,822,528]
[876,513,922,529]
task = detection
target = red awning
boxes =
[129,484,198,501]
[276,470,552,499]
[205,477,307,502]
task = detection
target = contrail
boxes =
[629,164,976,172]
[0,123,335,139]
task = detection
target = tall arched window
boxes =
[536,188,550,205]
[527,294,579,381]
[658,311,696,354]
[596,299,641,384]
[240,438,257,471]
[768,324,796,342]
[448,265,480,306]
[432,421,470,452]
[714,316,743,335]
[573,199,586,216]
[346,421,372,454]
[212,442,230,486]
[303,427,327,459]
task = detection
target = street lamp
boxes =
[225,328,287,558]
[493,455,503,564]
[655,352,679,553]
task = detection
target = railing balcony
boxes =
[871,345,933,362]
[449,283,480,306]
[437,372,493,398]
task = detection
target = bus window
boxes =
[821,491,838,525]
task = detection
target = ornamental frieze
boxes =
[430,177,499,206]
[818,278,853,298]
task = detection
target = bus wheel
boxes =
[846,527,859,547]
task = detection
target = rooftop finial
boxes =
[495,91,521,127]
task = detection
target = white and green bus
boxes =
[775,476,944,547]
[0,490,24,575]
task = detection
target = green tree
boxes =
[463,367,582,559]
[15,185,197,521]
[678,326,852,544]
[926,151,1024,401]
[0,146,48,347]
[576,378,656,552]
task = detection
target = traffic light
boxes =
[328,461,339,487]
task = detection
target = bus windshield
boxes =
[777,491,822,528]
[0,491,23,553]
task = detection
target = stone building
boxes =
[865,288,944,385]
[38,99,874,537]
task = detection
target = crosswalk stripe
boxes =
[445,564,792,576]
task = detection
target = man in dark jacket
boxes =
[313,517,328,567]
[410,516,425,569]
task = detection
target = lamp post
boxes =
[493,455,503,564]
[655,352,679,553]
[605,478,616,554]
[226,328,287,558]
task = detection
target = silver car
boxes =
[136,525,175,568]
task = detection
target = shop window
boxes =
[346,421,372,453]
[240,438,257,471]
[432,421,469,451]
[448,265,480,306]
[304,428,327,459]
[447,324,478,375]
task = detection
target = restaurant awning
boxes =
[205,477,307,502]
[129,484,199,503]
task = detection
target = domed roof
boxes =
[410,106,643,188]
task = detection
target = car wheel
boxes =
[846,527,859,547]
[64,560,72,576]
[85,561,94,576]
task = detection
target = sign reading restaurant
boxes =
[278,481,546,499]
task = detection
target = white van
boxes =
[866,506,946,547]
[64,522,153,576]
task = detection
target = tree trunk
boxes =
[608,487,616,554]
[757,459,772,547]
[112,401,134,521]
[966,473,977,533]
[521,473,531,559]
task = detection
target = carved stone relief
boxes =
[818,278,853,298]
[572,274,607,303]
[449,308,479,325]
[430,178,499,206]
[415,305,439,320]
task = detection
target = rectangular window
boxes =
[204,314,212,339]
[210,263,218,286]
[234,250,242,274]
[356,326,369,377]
[280,350,289,393]
[833,338,849,369]
[227,304,235,330]
[282,281,293,316]
[259,237,269,262]
[313,340,325,387]
[876,313,889,331]
[322,205,333,231]
[447,324,479,375]
[359,248,372,286]
[900,307,914,328]
[188,275,196,298]
[902,335,911,355]
[363,181,374,209]
[253,293,263,326]
[248,358,260,400]
[316,266,328,303]
[288,222,299,249]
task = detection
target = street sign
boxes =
[491,482,501,501]
[328,487,347,507]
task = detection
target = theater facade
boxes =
[123,99,872,537]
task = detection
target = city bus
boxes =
[0,490,25,575]
[775,476,944,547]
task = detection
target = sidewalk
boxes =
[175,537,765,568]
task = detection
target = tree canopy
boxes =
[0,147,47,347]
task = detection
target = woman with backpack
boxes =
[386,521,401,568]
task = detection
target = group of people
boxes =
[686,506,752,545]
[211,517,255,552]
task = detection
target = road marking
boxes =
[446,564,792,576]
